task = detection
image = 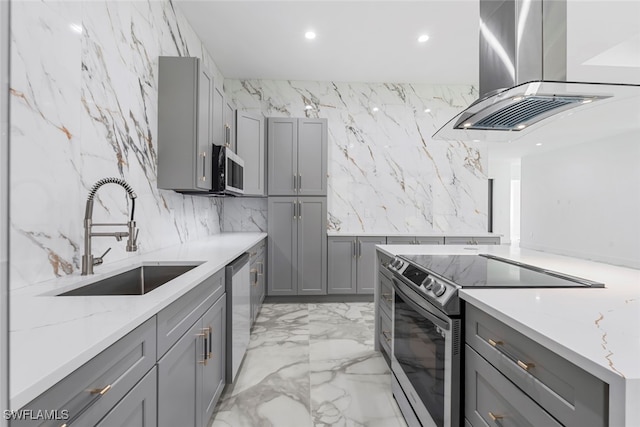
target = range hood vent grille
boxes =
[453,94,600,131]
[473,97,578,130]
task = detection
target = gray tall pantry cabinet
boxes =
[268,118,328,296]
[157,56,213,192]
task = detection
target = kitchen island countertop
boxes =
[377,244,640,427]
[10,232,267,410]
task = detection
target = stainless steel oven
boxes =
[386,253,603,427]
[391,276,460,427]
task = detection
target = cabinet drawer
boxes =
[378,271,393,318]
[466,345,562,427]
[444,236,500,245]
[378,308,392,358]
[466,305,608,427]
[157,269,225,357]
[12,318,156,427]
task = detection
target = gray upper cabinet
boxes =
[328,236,386,295]
[157,56,213,192]
[212,85,225,146]
[236,111,266,196]
[224,98,236,150]
[268,118,327,196]
[268,197,327,296]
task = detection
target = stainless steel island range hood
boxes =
[433,0,640,143]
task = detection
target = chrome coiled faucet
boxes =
[81,177,139,275]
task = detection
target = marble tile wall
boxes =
[223,197,267,233]
[225,80,488,234]
[9,1,223,289]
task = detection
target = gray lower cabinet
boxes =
[267,118,328,196]
[268,197,327,295]
[236,111,265,196]
[158,294,226,427]
[96,367,157,427]
[465,304,608,427]
[249,239,267,324]
[328,236,386,294]
[157,56,214,192]
[11,318,156,427]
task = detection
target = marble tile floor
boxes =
[209,302,408,427]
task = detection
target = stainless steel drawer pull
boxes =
[382,330,392,342]
[517,360,535,371]
[382,293,392,303]
[488,412,504,421]
[488,339,503,347]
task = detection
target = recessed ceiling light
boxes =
[372,107,379,112]
[513,96,524,101]
[305,31,316,40]
[582,99,593,104]
[516,124,527,130]
[424,108,431,113]
[418,34,430,43]
[305,105,313,110]
[536,142,543,146]
[463,122,472,128]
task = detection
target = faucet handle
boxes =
[94,247,112,266]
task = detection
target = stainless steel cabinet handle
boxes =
[293,202,297,219]
[488,338,535,372]
[358,241,362,258]
[382,330,392,342]
[298,174,302,190]
[208,326,213,359]
[293,174,297,191]
[488,412,504,422]
[352,241,356,258]
[298,201,302,219]
[200,151,207,181]
[382,293,393,303]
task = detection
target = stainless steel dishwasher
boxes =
[225,253,250,383]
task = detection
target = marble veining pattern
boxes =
[210,303,407,427]
[226,79,488,235]
[10,1,224,289]
[223,197,267,232]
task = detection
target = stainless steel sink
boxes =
[58,264,200,296]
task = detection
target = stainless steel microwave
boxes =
[212,145,244,196]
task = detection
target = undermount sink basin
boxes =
[58,264,200,296]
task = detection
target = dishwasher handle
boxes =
[226,252,250,274]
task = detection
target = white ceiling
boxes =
[175,0,480,85]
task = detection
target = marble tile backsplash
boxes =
[10,1,223,289]
[225,80,488,234]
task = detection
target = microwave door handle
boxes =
[392,278,450,330]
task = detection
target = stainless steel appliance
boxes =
[386,253,603,427]
[225,253,250,382]
[212,145,244,196]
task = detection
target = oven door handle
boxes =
[392,278,451,330]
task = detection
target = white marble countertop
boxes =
[9,232,267,410]
[327,231,501,237]
[377,244,640,427]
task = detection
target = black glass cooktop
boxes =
[398,254,604,288]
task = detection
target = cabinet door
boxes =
[297,197,327,295]
[267,197,298,295]
[297,118,328,196]
[224,98,236,150]
[201,295,226,426]
[158,320,203,427]
[268,118,298,195]
[96,367,157,427]
[196,65,213,189]
[356,236,386,294]
[386,236,416,244]
[327,236,356,294]
[236,111,265,196]
[213,85,225,146]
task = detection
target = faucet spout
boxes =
[82,178,139,275]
